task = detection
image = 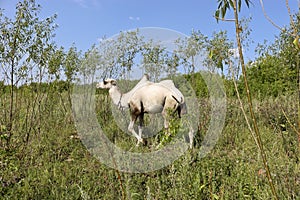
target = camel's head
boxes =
[96,78,117,89]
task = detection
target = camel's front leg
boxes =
[128,116,143,146]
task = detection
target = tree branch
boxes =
[214,16,235,22]
[259,0,284,31]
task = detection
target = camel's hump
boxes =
[122,74,152,104]
[157,80,184,102]
[158,80,175,88]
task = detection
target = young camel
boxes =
[96,75,188,146]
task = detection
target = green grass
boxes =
[0,89,299,199]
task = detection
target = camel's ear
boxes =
[103,79,108,85]
[111,80,117,86]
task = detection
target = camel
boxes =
[96,75,188,146]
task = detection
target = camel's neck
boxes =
[108,86,124,107]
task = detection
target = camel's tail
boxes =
[171,95,182,104]
[171,95,187,117]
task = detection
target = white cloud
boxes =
[73,0,88,8]
[71,0,101,8]
[129,16,140,21]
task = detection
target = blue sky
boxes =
[1,0,299,61]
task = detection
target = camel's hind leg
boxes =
[138,101,145,142]
[161,96,179,130]
[138,112,144,142]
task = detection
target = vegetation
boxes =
[1,0,299,199]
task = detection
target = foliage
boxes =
[0,0,299,199]
[0,0,58,146]
[0,0,81,148]
[215,0,252,21]
[247,11,300,99]
[0,0,57,84]
[1,87,299,199]
[214,0,290,199]
[141,41,169,81]
[95,30,143,79]
[205,31,234,74]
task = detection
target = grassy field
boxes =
[0,83,299,199]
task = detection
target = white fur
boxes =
[96,75,190,146]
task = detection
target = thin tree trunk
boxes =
[232,0,278,199]
[7,57,14,147]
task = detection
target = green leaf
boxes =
[217,0,223,9]
[221,6,227,19]
[238,0,241,12]
[0,125,6,131]
[213,194,220,199]
[217,60,223,71]
[199,184,206,191]
[293,36,299,49]
[209,49,214,59]
[245,0,251,8]
[230,0,234,9]
[215,10,220,22]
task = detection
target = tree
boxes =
[48,47,65,81]
[176,30,206,74]
[95,30,143,80]
[64,45,81,84]
[63,45,81,104]
[248,19,299,98]
[0,0,57,146]
[215,0,279,199]
[116,30,142,78]
[205,31,234,75]
[141,41,168,81]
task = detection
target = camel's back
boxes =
[129,84,171,108]
[136,84,171,98]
